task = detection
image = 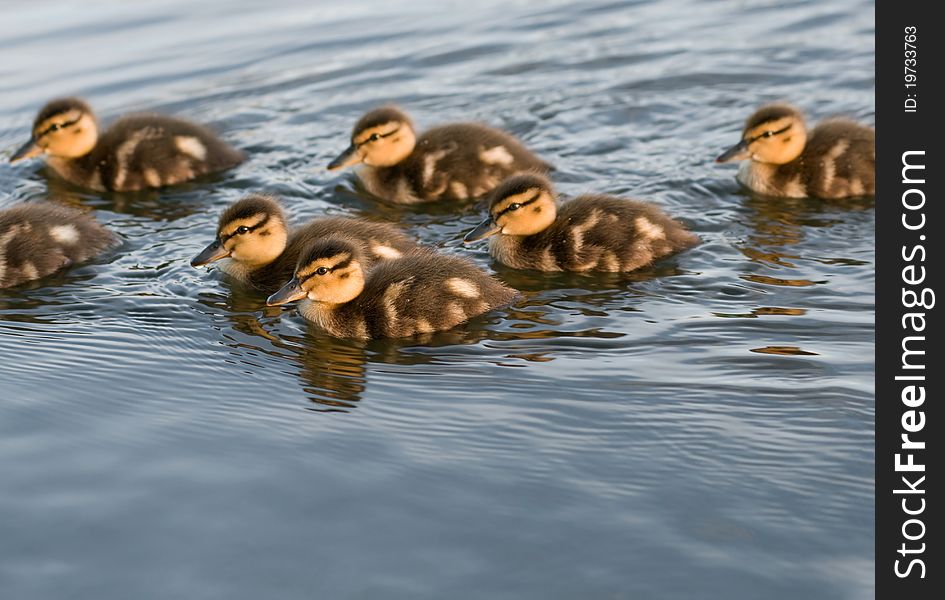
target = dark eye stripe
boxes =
[356,127,401,148]
[37,116,82,138]
[219,214,270,243]
[495,191,541,218]
[299,256,350,281]
[748,123,792,144]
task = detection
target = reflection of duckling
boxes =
[267,237,519,339]
[191,194,417,293]
[464,173,698,272]
[0,202,115,288]
[327,105,550,204]
[715,103,875,199]
[10,97,245,192]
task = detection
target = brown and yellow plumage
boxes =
[10,97,244,192]
[191,194,418,293]
[0,202,115,288]
[267,237,519,339]
[716,103,875,199]
[327,105,550,204]
[464,173,698,272]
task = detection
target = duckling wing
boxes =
[96,115,244,191]
[405,124,549,201]
[350,252,516,337]
[803,119,875,198]
[549,196,697,272]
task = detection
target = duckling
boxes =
[327,105,550,204]
[9,97,245,192]
[715,103,875,199]
[0,202,115,288]
[267,237,519,339]
[191,194,418,293]
[463,173,698,272]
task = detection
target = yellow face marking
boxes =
[492,188,556,236]
[348,121,417,168]
[216,212,287,267]
[740,115,807,165]
[298,255,365,305]
[31,111,98,159]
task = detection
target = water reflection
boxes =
[193,271,648,412]
[295,330,368,412]
[731,191,874,301]
[738,191,875,266]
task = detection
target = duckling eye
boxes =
[315,266,330,276]
[49,123,61,132]
[508,202,522,211]
[762,131,773,138]
[368,133,380,142]
[236,226,250,235]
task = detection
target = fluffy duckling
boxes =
[267,237,519,339]
[715,103,875,199]
[0,202,115,288]
[191,194,418,293]
[464,173,698,272]
[327,105,550,204]
[10,97,245,192]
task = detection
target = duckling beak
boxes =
[267,277,306,306]
[327,143,361,171]
[463,216,501,243]
[715,139,750,163]
[10,138,42,163]
[190,239,229,267]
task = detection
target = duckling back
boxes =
[491,195,698,272]
[0,203,115,288]
[70,114,245,192]
[243,217,419,292]
[801,119,874,198]
[303,250,519,338]
[362,123,549,204]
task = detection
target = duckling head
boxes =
[267,237,366,306]
[716,103,807,165]
[10,97,99,163]
[327,106,417,170]
[464,173,557,242]
[191,195,289,269]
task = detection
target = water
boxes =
[0,1,874,598]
